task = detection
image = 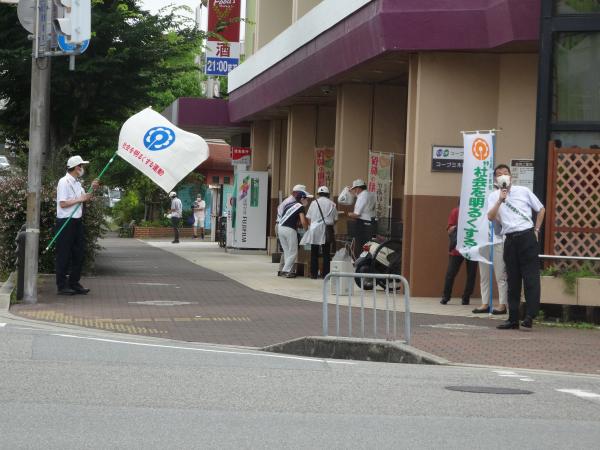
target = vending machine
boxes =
[229,170,268,250]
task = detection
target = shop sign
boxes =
[231,146,252,166]
[368,152,394,220]
[431,145,464,172]
[315,148,334,192]
[510,159,534,191]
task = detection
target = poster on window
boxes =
[368,152,394,220]
[315,148,335,192]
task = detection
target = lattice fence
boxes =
[545,142,600,272]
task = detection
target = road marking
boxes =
[133,283,176,286]
[52,334,356,365]
[128,300,196,306]
[493,370,535,382]
[556,389,600,400]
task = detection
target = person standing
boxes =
[347,179,376,258]
[440,205,478,305]
[276,184,310,278]
[487,164,545,330]
[55,156,99,295]
[169,191,182,244]
[304,186,338,279]
[192,194,206,239]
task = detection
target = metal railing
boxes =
[539,255,600,262]
[322,272,411,345]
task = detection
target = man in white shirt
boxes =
[192,194,206,239]
[487,164,545,330]
[348,179,376,258]
[305,186,338,278]
[169,191,183,244]
[55,155,99,295]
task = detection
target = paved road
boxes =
[1,320,599,449]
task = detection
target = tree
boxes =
[0,0,204,186]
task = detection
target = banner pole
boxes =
[44,151,119,253]
[488,132,496,316]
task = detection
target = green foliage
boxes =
[0,173,106,274]
[542,263,600,295]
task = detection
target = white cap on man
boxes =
[350,179,367,190]
[317,186,330,194]
[67,155,89,169]
[169,191,177,198]
[292,184,313,198]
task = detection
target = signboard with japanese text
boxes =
[232,170,268,249]
[231,146,252,166]
[206,0,241,76]
[117,108,209,193]
[431,145,464,172]
[205,41,240,76]
[367,152,394,220]
[314,148,334,192]
[510,158,534,191]
[457,132,499,264]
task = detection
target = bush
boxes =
[0,173,106,274]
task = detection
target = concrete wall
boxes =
[292,0,322,21]
[251,121,270,171]
[286,105,318,195]
[255,0,293,51]
[403,52,538,298]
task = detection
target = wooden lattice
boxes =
[545,142,600,272]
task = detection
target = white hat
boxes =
[292,184,313,198]
[317,186,330,194]
[351,179,367,190]
[169,191,177,197]
[67,155,89,169]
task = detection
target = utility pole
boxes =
[22,0,52,304]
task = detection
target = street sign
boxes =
[205,41,240,76]
[17,0,35,33]
[231,146,251,166]
[57,34,90,53]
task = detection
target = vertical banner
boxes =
[206,0,242,76]
[368,152,394,220]
[457,132,496,263]
[315,148,334,192]
[233,170,268,249]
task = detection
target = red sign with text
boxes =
[208,0,241,43]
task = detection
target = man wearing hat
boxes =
[55,155,99,295]
[347,179,377,257]
[276,184,310,278]
[304,186,338,279]
[168,191,183,244]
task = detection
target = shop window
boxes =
[555,0,600,14]
[553,32,600,122]
[551,132,600,148]
[224,176,230,184]
[212,176,220,183]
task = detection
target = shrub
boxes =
[0,173,106,274]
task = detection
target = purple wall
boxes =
[228,0,541,122]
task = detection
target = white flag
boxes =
[457,132,498,264]
[117,108,209,192]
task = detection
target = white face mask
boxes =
[78,167,85,177]
[496,174,511,188]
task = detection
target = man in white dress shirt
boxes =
[192,194,206,239]
[169,191,183,244]
[487,164,545,330]
[305,186,338,278]
[55,156,99,295]
[348,179,376,258]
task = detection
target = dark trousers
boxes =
[442,254,477,301]
[171,217,180,242]
[349,219,374,259]
[311,243,332,278]
[503,229,540,323]
[55,218,85,289]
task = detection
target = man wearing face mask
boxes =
[487,164,545,330]
[55,156,99,295]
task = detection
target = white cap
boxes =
[67,155,89,169]
[317,186,329,194]
[292,184,313,198]
[169,191,177,197]
[351,179,367,190]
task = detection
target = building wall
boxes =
[254,0,293,51]
[403,52,539,298]
[292,0,322,22]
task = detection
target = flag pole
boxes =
[44,151,119,253]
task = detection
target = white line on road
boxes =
[556,389,600,400]
[493,370,535,382]
[53,334,356,365]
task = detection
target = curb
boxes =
[263,336,450,365]
[0,272,16,312]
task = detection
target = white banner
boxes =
[117,108,209,192]
[232,170,268,249]
[457,132,497,263]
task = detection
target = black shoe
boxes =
[472,306,489,314]
[310,275,318,279]
[521,316,533,330]
[440,298,450,305]
[277,271,286,277]
[497,321,519,330]
[492,308,507,315]
[172,240,180,244]
[57,287,76,296]
[285,272,297,278]
[70,283,90,295]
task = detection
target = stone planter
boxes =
[540,276,576,305]
[577,278,600,307]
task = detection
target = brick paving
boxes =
[10,238,600,375]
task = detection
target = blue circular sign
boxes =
[57,35,90,53]
[143,127,176,151]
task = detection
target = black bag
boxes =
[448,227,458,251]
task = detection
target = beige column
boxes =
[333,84,373,195]
[285,105,318,195]
[266,119,288,252]
[292,0,321,22]
[255,0,293,49]
[250,121,270,171]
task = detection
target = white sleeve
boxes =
[56,179,69,203]
[354,194,365,215]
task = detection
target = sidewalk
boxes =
[9,237,600,375]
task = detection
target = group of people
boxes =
[441,164,545,330]
[276,179,376,279]
[167,191,206,244]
